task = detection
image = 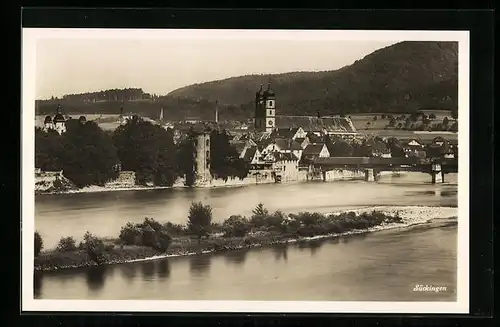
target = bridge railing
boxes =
[312,156,457,167]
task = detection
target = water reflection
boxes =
[309,240,324,256]
[120,262,138,281]
[34,271,43,298]
[141,261,156,280]
[86,265,106,292]
[223,249,248,266]
[189,254,212,276]
[156,259,171,280]
[272,244,288,261]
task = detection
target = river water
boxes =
[34,172,458,301]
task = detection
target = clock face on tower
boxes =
[268,120,273,126]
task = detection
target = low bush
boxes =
[222,215,251,237]
[210,222,224,235]
[119,217,172,252]
[163,221,186,236]
[56,236,77,252]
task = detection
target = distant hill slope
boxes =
[36,41,457,120]
[168,41,458,115]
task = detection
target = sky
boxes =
[35,32,398,100]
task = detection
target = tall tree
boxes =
[113,118,177,186]
[60,120,119,187]
[187,202,213,243]
[210,130,249,180]
[35,127,64,171]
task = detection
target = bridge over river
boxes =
[312,157,458,184]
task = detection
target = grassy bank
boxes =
[34,205,458,271]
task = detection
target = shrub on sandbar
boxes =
[222,215,251,237]
[119,217,172,252]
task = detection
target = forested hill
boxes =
[36,41,457,119]
[168,41,458,115]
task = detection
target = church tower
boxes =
[254,82,276,132]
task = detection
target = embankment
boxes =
[35,170,406,195]
[34,205,457,272]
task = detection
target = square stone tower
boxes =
[194,132,212,185]
[255,82,276,132]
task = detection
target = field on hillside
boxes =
[349,111,455,132]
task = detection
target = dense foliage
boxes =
[35,41,458,120]
[35,120,119,188]
[118,218,172,252]
[176,132,197,186]
[210,130,249,180]
[82,231,107,265]
[113,117,177,186]
[34,231,43,257]
[56,236,77,252]
[187,202,213,242]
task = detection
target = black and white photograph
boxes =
[22,28,469,313]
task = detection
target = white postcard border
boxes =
[21,28,470,313]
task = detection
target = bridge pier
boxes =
[364,169,375,182]
[431,164,443,184]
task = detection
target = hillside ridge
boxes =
[35,41,458,119]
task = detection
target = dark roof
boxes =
[303,143,326,156]
[274,138,290,150]
[242,146,258,162]
[275,116,357,133]
[78,116,87,122]
[53,113,65,123]
[306,132,323,143]
[263,83,275,97]
[273,152,298,162]
[44,115,52,124]
[295,137,306,144]
[271,127,299,139]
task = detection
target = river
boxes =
[34,172,458,301]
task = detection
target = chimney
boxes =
[215,100,219,123]
[120,107,123,118]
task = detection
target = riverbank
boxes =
[35,171,408,195]
[34,205,457,271]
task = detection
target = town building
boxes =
[270,152,300,183]
[254,83,276,132]
[270,127,307,140]
[43,105,67,135]
[301,143,330,163]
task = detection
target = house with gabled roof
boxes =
[260,138,304,160]
[240,146,263,166]
[270,127,307,140]
[302,143,330,163]
[294,137,310,149]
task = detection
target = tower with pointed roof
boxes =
[43,105,66,134]
[254,82,276,132]
[52,104,67,134]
